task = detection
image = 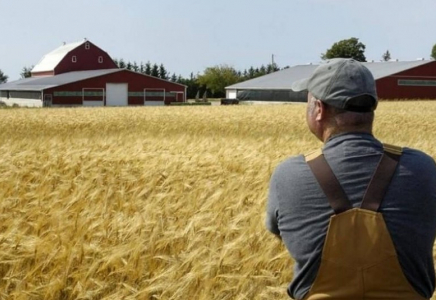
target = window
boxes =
[98,56,103,63]
[85,42,90,50]
[72,56,77,63]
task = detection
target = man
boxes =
[265,58,436,299]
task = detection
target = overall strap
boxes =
[305,149,353,214]
[360,144,402,212]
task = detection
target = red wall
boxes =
[376,61,436,99]
[44,70,186,105]
[54,41,118,75]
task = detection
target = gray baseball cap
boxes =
[291,58,378,112]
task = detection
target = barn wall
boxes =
[54,42,118,75]
[0,98,42,107]
[0,91,42,107]
[45,70,186,106]
[377,62,436,99]
[32,71,55,77]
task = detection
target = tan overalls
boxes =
[302,144,427,300]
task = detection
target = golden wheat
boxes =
[0,102,435,299]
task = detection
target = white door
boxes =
[106,83,128,106]
[227,90,237,99]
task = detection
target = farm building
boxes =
[0,39,186,107]
[226,60,436,101]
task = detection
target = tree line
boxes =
[112,59,281,98]
[2,41,436,97]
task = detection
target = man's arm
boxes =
[266,168,281,238]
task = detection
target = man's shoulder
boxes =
[401,147,436,168]
[275,153,307,171]
[272,152,315,182]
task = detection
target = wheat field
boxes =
[0,102,435,300]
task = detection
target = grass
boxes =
[0,101,435,299]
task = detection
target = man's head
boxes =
[292,58,377,142]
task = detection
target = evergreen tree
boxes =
[126,61,133,71]
[242,69,248,80]
[132,61,139,72]
[248,67,256,79]
[118,59,126,68]
[259,65,267,76]
[170,73,178,82]
[113,58,119,67]
[382,50,391,61]
[145,61,152,75]
[139,62,145,74]
[151,64,159,77]
[159,64,168,80]
[0,69,7,83]
[266,63,279,74]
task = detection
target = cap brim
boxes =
[291,78,310,92]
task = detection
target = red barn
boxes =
[0,39,186,107]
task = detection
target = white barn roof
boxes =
[226,60,433,90]
[31,40,86,73]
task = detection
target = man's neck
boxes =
[322,128,373,143]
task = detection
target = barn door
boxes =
[106,83,128,106]
[43,94,52,107]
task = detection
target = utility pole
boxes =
[272,54,275,65]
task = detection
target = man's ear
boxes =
[314,100,326,122]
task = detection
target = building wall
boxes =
[0,91,42,107]
[32,71,55,77]
[377,61,436,99]
[0,98,42,107]
[44,70,186,106]
[54,41,118,75]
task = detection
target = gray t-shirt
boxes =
[266,132,436,299]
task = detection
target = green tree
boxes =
[118,59,126,68]
[177,72,200,98]
[431,44,436,60]
[145,61,152,75]
[159,64,168,80]
[20,65,34,78]
[197,65,240,97]
[132,61,139,72]
[0,69,7,83]
[321,37,367,62]
[382,50,391,62]
[151,64,159,77]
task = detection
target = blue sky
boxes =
[1,0,435,81]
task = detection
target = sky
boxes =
[1,0,435,81]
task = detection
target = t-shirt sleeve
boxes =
[266,167,281,236]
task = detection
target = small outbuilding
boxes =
[0,39,186,107]
[226,60,436,101]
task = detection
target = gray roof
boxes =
[0,69,121,91]
[226,60,434,90]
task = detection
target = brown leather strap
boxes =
[360,151,401,212]
[306,154,353,214]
